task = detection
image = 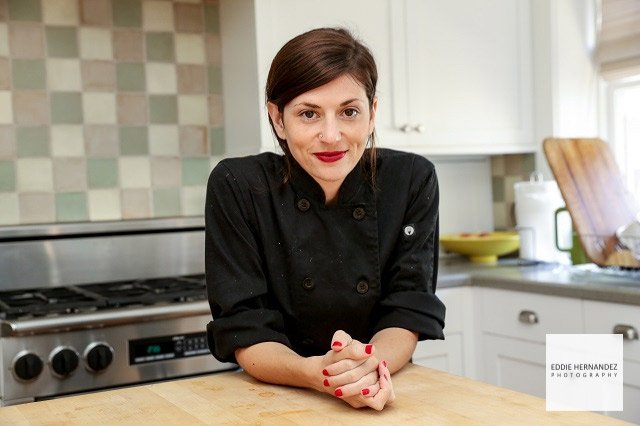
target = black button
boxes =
[352,207,365,220]
[297,198,310,212]
[302,338,314,345]
[356,280,369,294]
[302,277,315,290]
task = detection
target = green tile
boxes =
[149,95,177,124]
[182,157,210,186]
[88,158,118,188]
[46,27,78,58]
[116,62,145,91]
[50,92,83,124]
[204,4,219,34]
[0,161,16,191]
[55,192,88,222]
[492,176,505,202]
[113,0,141,28]
[146,33,174,62]
[523,154,536,175]
[153,188,180,217]
[207,66,222,95]
[8,0,41,21]
[16,127,49,157]
[209,127,225,155]
[119,126,148,155]
[12,59,46,90]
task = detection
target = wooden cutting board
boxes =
[543,138,640,267]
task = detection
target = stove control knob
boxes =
[84,342,114,373]
[12,351,44,381]
[50,346,80,378]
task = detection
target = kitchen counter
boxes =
[437,257,640,305]
[0,364,625,425]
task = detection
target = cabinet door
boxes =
[387,0,533,154]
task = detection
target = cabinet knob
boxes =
[400,124,412,133]
[414,124,426,133]
[518,310,538,324]
[613,324,638,341]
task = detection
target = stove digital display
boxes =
[129,332,209,365]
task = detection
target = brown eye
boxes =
[343,108,358,118]
[302,111,316,119]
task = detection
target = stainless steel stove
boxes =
[0,218,236,406]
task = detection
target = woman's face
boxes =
[268,74,377,203]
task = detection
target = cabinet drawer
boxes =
[583,300,640,362]
[435,287,464,333]
[480,288,582,343]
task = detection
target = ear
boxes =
[267,102,287,140]
[368,97,378,135]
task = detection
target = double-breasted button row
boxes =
[297,198,310,212]
[352,207,365,220]
[302,278,369,294]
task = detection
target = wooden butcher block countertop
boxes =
[0,364,627,425]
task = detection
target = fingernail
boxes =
[361,388,370,396]
[322,369,329,376]
[365,344,373,354]
[332,341,342,347]
[382,360,387,367]
[334,389,343,397]
[323,379,330,387]
[384,373,390,381]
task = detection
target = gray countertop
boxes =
[437,256,640,306]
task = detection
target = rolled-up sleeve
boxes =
[205,162,291,363]
[373,159,446,340]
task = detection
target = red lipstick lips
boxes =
[314,151,346,163]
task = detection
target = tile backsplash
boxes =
[0,0,224,225]
[491,153,536,230]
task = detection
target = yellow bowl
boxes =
[440,231,520,263]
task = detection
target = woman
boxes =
[205,27,445,411]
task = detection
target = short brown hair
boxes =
[265,27,378,185]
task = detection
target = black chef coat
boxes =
[205,148,445,363]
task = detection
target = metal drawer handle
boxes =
[613,324,639,341]
[518,310,538,324]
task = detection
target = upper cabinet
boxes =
[220,0,535,156]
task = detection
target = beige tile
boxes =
[88,189,121,221]
[177,64,205,94]
[47,59,82,91]
[119,157,150,188]
[491,155,505,176]
[83,93,116,124]
[79,28,113,60]
[149,125,179,155]
[13,91,49,125]
[0,90,12,124]
[208,94,223,127]
[179,126,207,155]
[0,57,9,90]
[151,156,180,187]
[81,60,116,92]
[181,186,205,216]
[19,192,55,224]
[113,29,144,62]
[9,23,45,59]
[53,158,87,191]
[0,125,15,159]
[175,34,205,64]
[43,0,79,25]
[178,95,207,125]
[85,125,119,157]
[174,2,203,33]
[505,154,524,176]
[0,194,19,225]
[117,93,147,125]
[205,33,221,66]
[504,175,520,205]
[0,1,6,22]
[146,63,177,94]
[80,0,112,26]
[121,188,151,219]
[0,24,8,56]
[143,0,174,31]
[51,125,85,157]
[16,158,54,191]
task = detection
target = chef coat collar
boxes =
[288,153,375,206]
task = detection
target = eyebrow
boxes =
[293,98,365,109]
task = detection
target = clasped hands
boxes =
[316,330,395,411]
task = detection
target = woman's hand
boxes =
[338,360,395,411]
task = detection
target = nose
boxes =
[319,117,341,144]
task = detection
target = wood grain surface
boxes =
[0,363,628,425]
[543,138,639,267]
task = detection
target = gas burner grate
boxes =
[0,287,107,320]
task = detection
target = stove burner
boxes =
[0,287,107,320]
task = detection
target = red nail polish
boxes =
[332,341,342,347]
[361,388,370,396]
[322,369,329,376]
[365,344,373,354]
[334,389,343,397]
[323,379,330,387]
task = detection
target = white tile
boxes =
[119,157,151,188]
[51,125,85,157]
[0,24,8,57]
[178,95,208,125]
[0,91,13,124]
[88,189,122,221]
[16,159,54,191]
[83,93,116,124]
[149,125,179,155]
[146,63,177,94]
[143,0,174,31]
[79,28,113,60]
[47,59,82,91]
[181,186,206,216]
[0,194,19,225]
[175,34,205,64]
[43,0,79,25]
